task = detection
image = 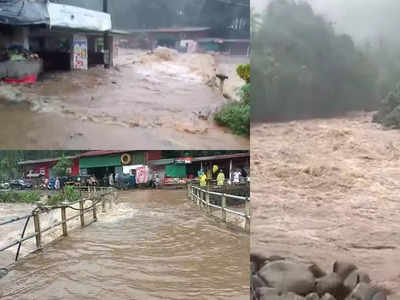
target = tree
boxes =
[52,156,73,177]
[252,0,379,122]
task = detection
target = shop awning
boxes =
[80,154,121,169]
[47,3,111,32]
[165,165,187,178]
[0,0,49,26]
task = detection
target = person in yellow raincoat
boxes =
[213,164,219,174]
[200,172,207,187]
[217,169,225,186]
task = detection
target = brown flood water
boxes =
[0,49,249,149]
[251,113,400,296]
[0,190,249,300]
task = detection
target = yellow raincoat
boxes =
[200,173,207,187]
[217,172,225,186]
[213,165,219,174]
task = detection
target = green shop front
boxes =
[79,151,147,184]
[148,158,192,186]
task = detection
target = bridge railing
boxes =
[187,183,250,232]
[0,187,116,264]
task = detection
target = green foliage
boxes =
[215,64,251,136]
[215,101,250,136]
[47,194,65,206]
[252,0,379,122]
[64,185,80,202]
[238,83,250,105]
[0,191,40,203]
[46,186,80,206]
[373,83,400,128]
[236,64,250,83]
[52,156,72,177]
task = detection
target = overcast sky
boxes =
[252,0,400,44]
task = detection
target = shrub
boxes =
[0,191,40,203]
[236,64,250,83]
[373,82,400,128]
[47,194,65,206]
[215,102,250,136]
[64,185,80,202]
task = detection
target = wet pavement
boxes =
[0,190,249,299]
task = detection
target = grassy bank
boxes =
[0,191,41,204]
[0,186,80,205]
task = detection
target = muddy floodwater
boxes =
[0,49,249,149]
[0,190,249,300]
[251,113,400,296]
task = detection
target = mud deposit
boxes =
[251,113,400,296]
[0,48,248,149]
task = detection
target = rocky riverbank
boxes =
[251,251,387,300]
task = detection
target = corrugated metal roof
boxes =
[17,156,76,166]
[78,150,128,158]
[198,38,250,43]
[192,152,250,162]
[148,153,249,165]
[148,158,175,166]
[127,27,211,34]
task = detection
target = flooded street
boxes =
[251,113,400,296]
[0,190,249,300]
[0,49,249,149]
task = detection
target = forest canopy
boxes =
[252,0,379,122]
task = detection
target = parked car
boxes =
[9,179,33,190]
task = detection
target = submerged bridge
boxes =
[0,188,249,299]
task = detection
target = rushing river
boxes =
[0,49,249,149]
[0,190,249,300]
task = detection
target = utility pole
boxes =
[103,0,112,69]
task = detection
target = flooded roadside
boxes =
[0,49,249,149]
[0,190,249,300]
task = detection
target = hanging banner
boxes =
[72,34,88,70]
[48,3,111,32]
[135,166,150,184]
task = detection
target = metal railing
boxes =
[187,183,250,232]
[0,187,116,264]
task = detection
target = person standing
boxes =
[233,169,241,184]
[109,173,114,186]
[217,169,225,186]
[55,177,60,190]
[200,172,207,187]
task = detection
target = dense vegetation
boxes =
[215,64,250,136]
[252,0,379,122]
[0,186,80,205]
[373,83,400,128]
[0,191,40,204]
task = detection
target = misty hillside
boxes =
[252,0,400,123]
